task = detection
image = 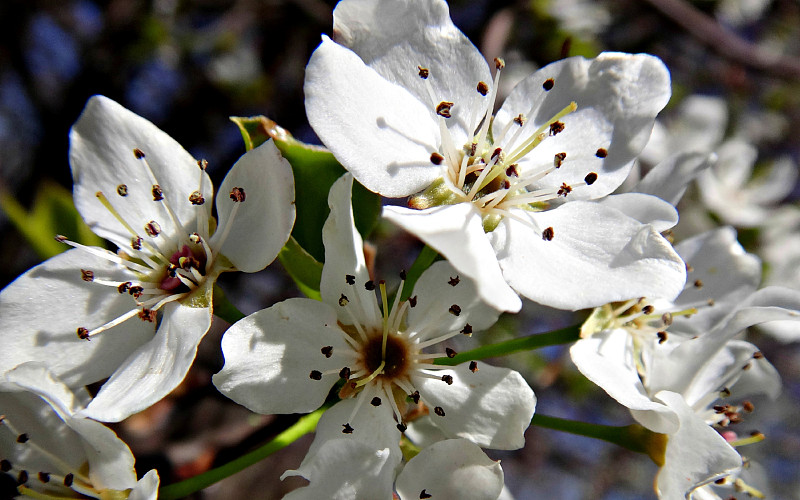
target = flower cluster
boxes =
[1,0,799,499]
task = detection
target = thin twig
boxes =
[643,0,800,80]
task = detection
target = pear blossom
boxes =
[697,139,797,228]
[214,174,534,496]
[304,0,686,312]
[571,227,800,498]
[0,95,296,422]
[0,363,159,499]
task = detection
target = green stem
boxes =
[400,245,439,301]
[531,414,667,465]
[212,285,246,324]
[159,409,324,499]
[434,324,581,366]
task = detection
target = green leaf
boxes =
[230,116,381,262]
[277,236,323,301]
[0,181,104,260]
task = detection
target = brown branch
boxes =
[642,0,800,80]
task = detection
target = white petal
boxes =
[569,330,678,434]
[213,298,350,415]
[332,0,491,141]
[283,400,401,500]
[70,95,211,248]
[596,193,679,232]
[211,139,295,273]
[495,53,671,199]
[672,227,761,335]
[491,202,686,310]
[320,174,382,328]
[414,363,535,450]
[81,303,212,422]
[396,439,504,500]
[384,204,521,313]
[745,156,797,204]
[129,470,160,500]
[0,249,154,387]
[305,37,440,197]
[654,391,742,500]
[407,261,502,342]
[633,151,710,205]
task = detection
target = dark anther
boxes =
[494,57,505,70]
[449,304,461,316]
[506,164,519,177]
[420,490,432,499]
[477,81,489,96]
[189,191,205,205]
[448,276,460,287]
[342,423,354,434]
[198,159,209,170]
[753,351,763,359]
[408,296,418,307]
[17,470,28,485]
[339,367,351,380]
[584,172,598,185]
[129,285,144,298]
[642,305,655,314]
[117,184,128,196]
[55,235,68,242]
[64,473,74,487]
[446,348,457,358]
[309,370,322,380]
[434,406,446,417]
[38,472,50,483]
[743,362,752,371]
[230,187,246,202]
[557,183,572,197]
[707,299,715,306]
[321,346,333,358]
[461,324,473,335]
[345,274,356,285]
[554,152,567,168]
[365,280,376,291]
[16,434,29,444]
[549,121,565,136]
[469,143,477,156]
[543,78,555,91]
[714,478,726,485]
[77,327,90,340]
[513,114,526,126]
[441,374,453,385]
[138,308,157,322]
[595,148,608,158]
[133,148,146,159]
[131,236,142,250]
[338,294,349,307]
[720,387,731,397]
[397,422,407,432]
[152,185,164,201]
[0,460,11,472]
[371,397,382,406]
[657,331,668,344]
[399,270,407,280]
[743,401,754,412]
[436,101,453,118]
[542,227,555,241]
[491,147,503,159]
[469,361,479,373]
[694,279,704,289]
[411,391,421,404]
[80,269,94,282]
[661,312,673,326]
[430,152,444,165]
[145,221,161,237]
[418,66,429,79]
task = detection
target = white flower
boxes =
[697,139,797,228]
[213,174,535,496]
[0,363,159,499]
[570,227,800,498]
[0,95,296,422]
[304,0,686,312]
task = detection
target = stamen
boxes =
[506,102,578,164]
[55,236,152,275]
[134,149,191,243]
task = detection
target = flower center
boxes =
[409,59,603,233]
[362,332,409,379]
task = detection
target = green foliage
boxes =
[0,182,104,260]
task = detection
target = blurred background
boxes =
[1,0,799,498]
